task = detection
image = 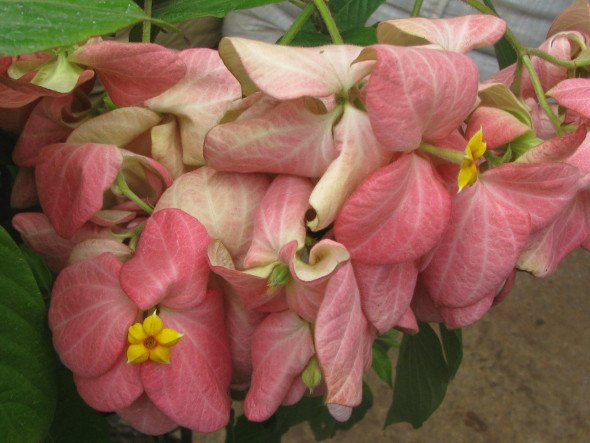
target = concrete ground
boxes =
[113,248,589,442]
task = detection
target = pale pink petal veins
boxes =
[353,260,418,335]
[244,175,313,268]
[142,291,231,432]
[146,48,241,166]
[482,162,580,232]
[155,167,270,267]
[517,192,590,277]
[360,45,478,150]
[516,125,586,163]
[12,95,78,167]
[422,181,531,308]
[244,310,314,422]
[334,153,451,264]
[35,143,123,238]
[12,212,111,271]
[120,209,210,311]
[222,286,265,388]
[315,262,366,408]
[68,41,186,106]
[377,15,506,53]
[465,106,530,149]
[74,354,142,411]
[117,394,177,436]
[48,253,139,378]
[67,106,161,147]
[549,78,590,120]
[219,38,371,98]
[204,98,339,177]
[308,105,391,231]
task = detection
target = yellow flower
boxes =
[127,312,183,364]
[458,128,487,191]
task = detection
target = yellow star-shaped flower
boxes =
[127,312,183,364]
[458,128,487,191]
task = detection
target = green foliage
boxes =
[227,383,373,442]
[45,366,111,443]
[0,226,57,442]
[372,345,393,387]
[0,0,146,56]
[439,323,463,380]
[330,0,385,30]
[385,322,463,429]
[19,244,53,296]
[152,0,284,23]
[482,0,517,68]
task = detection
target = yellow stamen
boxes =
[127,312,183,364]
[458,128,487,192]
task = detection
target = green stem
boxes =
[411,0,424,17]
[142,0,153,43]
[462,0,563,135]
[312,0,343,44]
[279,2,315,45]
[116,172,154,214]
[521,55,563,135]
[526,48,590,69]
[419,143,465,163]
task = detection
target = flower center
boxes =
[144,336,157,349]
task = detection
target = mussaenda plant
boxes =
[1,0,589,441]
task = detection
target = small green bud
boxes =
[301,356,322,393]
[267,263,291,288]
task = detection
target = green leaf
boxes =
[0,226,57,442]
[372,345,393,387]
[439,323,463,380]
[385,322,449,429]
[0,0,146,56]
[330,0,385,31]
[19,244,53,296]
[341,26,377,45]
[375,328,401,349]
[152,0,283,23]
[45,366,111,443]
[482,0,517,69]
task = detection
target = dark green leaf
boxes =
[45,365,111,443]
[385,322,449,429]
[19,244,53,296]
[375,328,401,350]
[0,226,57,442]
[341,27,377,45]
[482,0,517,68]
[0,0,146,56]
[153,0,283,23]
[330,0,385,31]
[372,345,393,387]
[439,323,463,379]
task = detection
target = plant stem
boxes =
[142,0,152,43]
[116,172,154,214]
[279,2,315,45]
[521,55,563,135]
[526,48,590,68]
[419,143,465,163]
[312,0,343,44]
[411,0,424,17]
[462,0,563,135]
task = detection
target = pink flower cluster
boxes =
[3,6,589,436]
